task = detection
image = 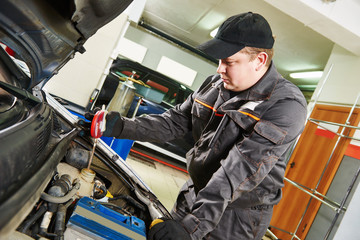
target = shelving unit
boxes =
[267,66,360,239]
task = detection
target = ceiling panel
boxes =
[140,0,335,86]
[143,0,220,32]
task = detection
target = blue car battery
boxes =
[64,197,146,240]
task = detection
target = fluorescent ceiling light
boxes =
[210,27,219,38]
[289,71,323,79]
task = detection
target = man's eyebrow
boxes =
[220,56,237,62]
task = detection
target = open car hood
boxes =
[0,1,173,238]
[0,0,132,90]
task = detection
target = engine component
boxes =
[19,203,48,234]
[78,168,96,197]
[40,175,80,204]
[48,174,72,197]
[93,180,108,200]
[110,194,146,212]
[39,211,55,238]
[65,146,90,169]
[57,162,95,198]
[39,174,74,238]
[54,200,74,240]
[64,197,146,240]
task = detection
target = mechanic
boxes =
[102,12,307,240]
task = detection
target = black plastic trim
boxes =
[0,128,78,237]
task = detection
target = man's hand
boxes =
[148,218,191,240]
[102,111,124,137]
[77,110,98,137]
[77,108,103,137]
[78,110,124,138]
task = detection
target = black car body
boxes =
[95,58,194,160]
[0,1,169,239]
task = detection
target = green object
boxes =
[115,71,128,78]
[134,83,165,104]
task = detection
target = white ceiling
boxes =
[139,0,337,88]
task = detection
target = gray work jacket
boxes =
[119,63,307,239]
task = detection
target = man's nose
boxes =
[217,61,225,74]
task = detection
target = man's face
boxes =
[217,50,262,92]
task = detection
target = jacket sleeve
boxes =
[117,96,193,142]
[180,99,307,239]
[117,75,216,142]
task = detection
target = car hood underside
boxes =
[0,0,132,90]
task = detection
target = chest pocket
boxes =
[191,98,213,121]
[227,109,259,133]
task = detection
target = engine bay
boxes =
[0,43,169,239]
[15,157,148,240]
[5,96,169,240]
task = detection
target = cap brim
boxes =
[197,38,245,59]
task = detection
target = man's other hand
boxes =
[148,218,191,240]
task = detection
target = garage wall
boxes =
[44,14,129,107]
[122,24,217,90]
[333,176,360,240]
[312,44,360,106]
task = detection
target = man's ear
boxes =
[256,52,268,71]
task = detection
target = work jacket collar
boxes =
[216,61,280,104]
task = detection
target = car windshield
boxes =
[111,60,192,107]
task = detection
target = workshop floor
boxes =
[125,154,189,212]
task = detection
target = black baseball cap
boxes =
[198,12,274,59]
